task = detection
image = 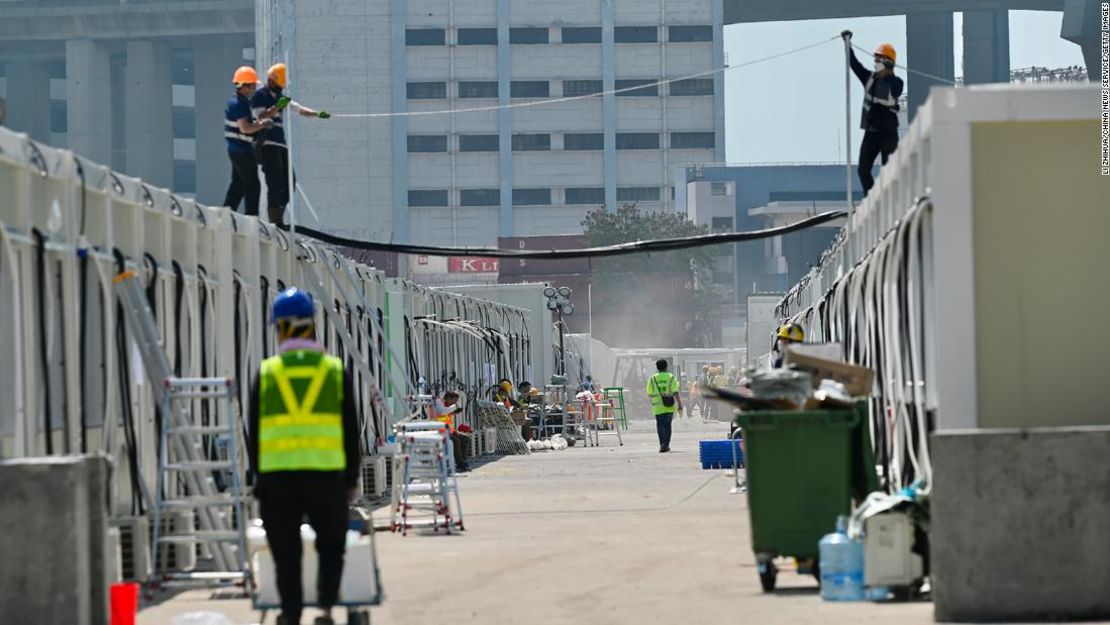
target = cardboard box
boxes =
[784,343,874,397]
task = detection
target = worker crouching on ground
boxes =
[248,288,361,625]
[433,390,471,472]
[251,63,330,227]
[842,31,904,195]
[646,359,681,453]
[772,323,805,368]
[224,66,273,218]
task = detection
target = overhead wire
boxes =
[332,36,839,119]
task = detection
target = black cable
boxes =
[32,229,53,455]
[259,275,270,359]
[113,248,144,516]
[75,156,89,452]
[281,211,845,259]
[172,261,185,376]
[197,265,210,429]
[78,250,89,453]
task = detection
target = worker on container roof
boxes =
[248,287,360,625]
[841,31,904,195]
[251,63,331,227]
[223,66,273,218]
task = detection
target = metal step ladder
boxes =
[390,422,465,536]
[113,270,251,585]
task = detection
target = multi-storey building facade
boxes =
[282,0,725,245]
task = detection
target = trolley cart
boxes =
[249,514,383,624]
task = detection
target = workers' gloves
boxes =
[840,30,853,40]
[317,111,331,119]
[276,96,291,111]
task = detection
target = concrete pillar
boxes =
[124,41,173,187]
[1061,0,1102,82]
[193,38,244,206]
[962,9,1010,84]
[4,61,52,143]
[905,11,954,122]
[65,39,112,164]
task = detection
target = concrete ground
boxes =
[138,418,935,625]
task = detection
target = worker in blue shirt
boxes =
[251,63,330,226]
[224,66,273,217]
[842,31,904,194]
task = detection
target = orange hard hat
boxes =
[874,43,897,63]
[232,66,258,86]
[267,63,287,88]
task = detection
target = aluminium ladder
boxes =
[390,421,465,535]
[113,270,251,585]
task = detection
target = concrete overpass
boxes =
[724,0,1101,119]
[0,0,253,203]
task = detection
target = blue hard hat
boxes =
[272,287,315,322]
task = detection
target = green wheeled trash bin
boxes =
[733,404,867,592]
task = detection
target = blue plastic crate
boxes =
[699,439,743,469]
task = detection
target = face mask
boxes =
[873,60,885,72]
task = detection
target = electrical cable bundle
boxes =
[780,197,935,494]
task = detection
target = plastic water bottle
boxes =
[819,515,865,601]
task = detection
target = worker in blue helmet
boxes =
[248,287,360,625]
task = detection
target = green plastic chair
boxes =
[603,387,628,429]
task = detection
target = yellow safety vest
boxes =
[257,350,346,473]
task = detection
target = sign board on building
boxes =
[448,257,499,273]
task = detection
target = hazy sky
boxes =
[723,10,1087,163]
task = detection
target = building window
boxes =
[670,78,714,96]
[617,186,661,202]
[407,81,447,99]
[562,80,603,97]
[615,26,657,43]
[565,187,606,204]
[511,80,550,98]
[670,132,715,149]
[512,188,552,206]
[510,27,549,44]
[173,160,196,194]
[616,132,659,150]
[459,134,500,152]
[458,81,498,98]
[561,26,602,44]
[616,79,658,97]
[512,133,551,151]
[711,217,734,230]
[711,182,731,196]
[407,135,448,153]
[457,27,498,45]
[50,100,67,133]
[406,28,445,46]
[668,25,714,42]
[564,133,604,150]
[460,189,500,206]
[172,108,195,139]
[409,190,449,207]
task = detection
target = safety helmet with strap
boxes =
[232,66,259,86]
[874,43,897,64]
[776,323,804,342]
[267,63,287,88]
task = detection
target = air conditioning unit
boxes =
[113,516,150,583]
[156,510,198,574]
[360,456,388,500]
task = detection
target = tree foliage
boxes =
[581,204,726,347]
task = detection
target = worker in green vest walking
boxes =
[248,288,361,625]
[646,359,682,453]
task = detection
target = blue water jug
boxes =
[819,515,864,601]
